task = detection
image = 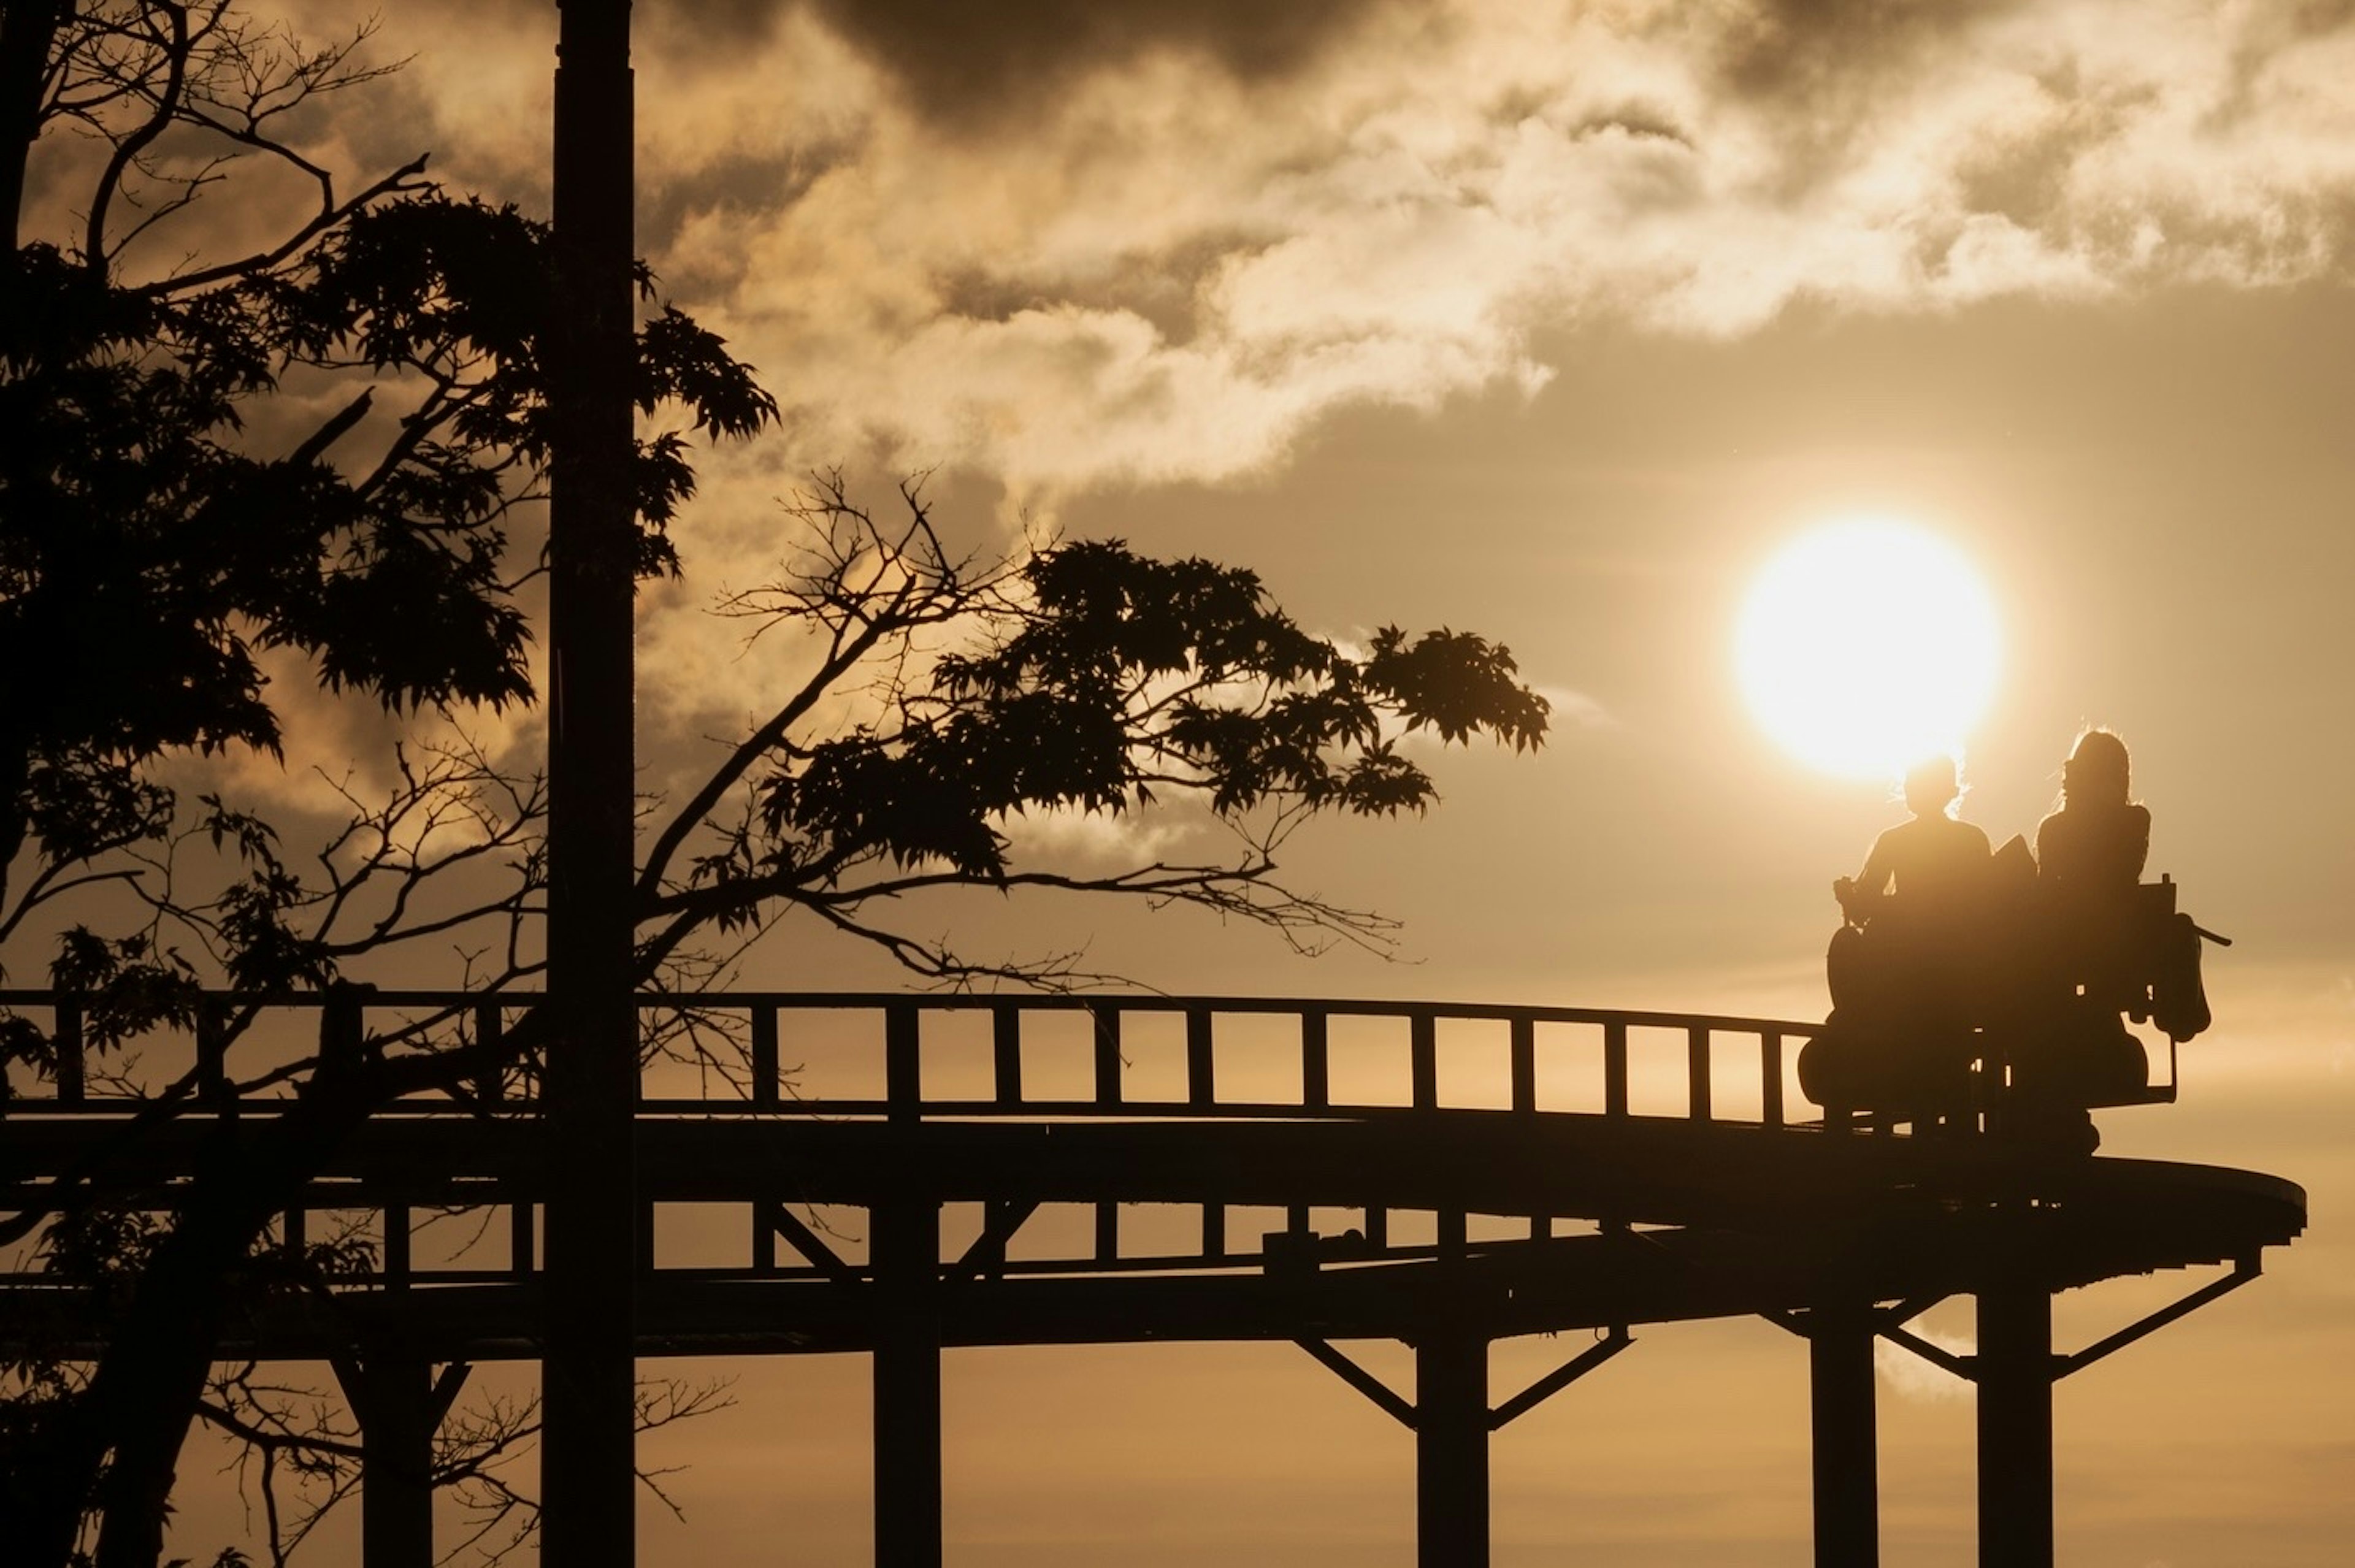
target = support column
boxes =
[356,1357,431,1568]
[1808,1306,1879,1568]
[337,1356,470,1568]
[1976,1284,2054,1568]
[541,2,639,1565]
[873,1199,943,1568]
[1415,1332,1488,1568]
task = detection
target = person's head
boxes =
[2064,729,2132,806]
[1903,754,1961,817]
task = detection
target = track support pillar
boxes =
[1415,1331,1488,1568]
[335,1356,470,1568]
[1808,1304,1879,1567]
[874,1199,943,1568]
[1976,1283,2054,1568]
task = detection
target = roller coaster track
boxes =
[0,990,2307,1568]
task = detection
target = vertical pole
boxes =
[873,1198,943,1568]
[1415,1331,1489,1568]
[53,995,83,1105]
[1809,1304,1879,1567]
[1301,1010,1329,1111]
[1184,1008,1215,1109]
[542,3,638,1565]
[1508,1016,1536,1115]
[350,1357,435,1568]
[1410,1012,1438,1111]
[1977,1283,2055,1568]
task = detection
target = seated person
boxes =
[2037,728,2150,897]
[1809,755,1991,1115]
[2025,727,2158,1103]
[1835,754,1993,935]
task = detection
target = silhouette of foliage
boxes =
[0,6,1549,1564]
[634,478,1549,985]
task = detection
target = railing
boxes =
[0,990,1818,1132]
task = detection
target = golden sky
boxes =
[50,1,2355,1562]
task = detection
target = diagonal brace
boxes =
[945,1198,1038,1282]
[2054,1256,2261,1380]
[1489,1326,1633,1430]
[1295,1337,1417,1429]
[765,1201,859,1283]
[1879,1321,1973,1382]
[426,1362,473,1426]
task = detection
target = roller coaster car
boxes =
[1798,871,2221,1130]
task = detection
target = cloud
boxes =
[221,1,2355,754]
[291,0,2355,516]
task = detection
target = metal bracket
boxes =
[1295,1337,1417,1429]
[1488,1326,1633,1430]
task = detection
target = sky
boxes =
[27,0,2355,1562]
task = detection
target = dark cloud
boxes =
[792,0,1377,127]
[1719,0,2021,99]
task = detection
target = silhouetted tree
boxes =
[0,7,766,1564]
[0,6,1550,1566]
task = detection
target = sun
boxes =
[1736,519,2001,780]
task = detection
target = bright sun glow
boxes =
[1737,520,2001,780]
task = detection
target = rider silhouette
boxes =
[2036,729,2149,897]
[1834,754,1991,936]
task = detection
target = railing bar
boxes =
[1509,1015,1536,1114]
[1091,1003,1122,1110]
[1761,1030,1785,1130]
[749,1006,779,1112]
[1095,1201,1118,1264]
[198,998,232,1114]
[885,1004,921,1126]
[1603,1020,1629,1119]
[1688,1025,1711,1121]
[1410,1012,1438,1111]
[1184,1008,1214,1110]
[0,987,1823,1041]
[751,1199,775,1272]
[1301,1011,1328,1111]
[1203,1202,1225,1262]
[53,997,85,1106]
[993,1004,1024,1107]
[385,1203,411,1290]
[474,1002,505,1104]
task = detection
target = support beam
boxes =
[1976,1284,2054,1568]
[335,1358,472,1568]
[1808,1304,1878,1568]
[541,2,640,1566]
[873,1199,943,1568]
[1488,1327,1631,1429]
[1295,1337,1417,1429]
[1415,1332,1488,1568]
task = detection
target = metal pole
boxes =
[542,2,639,1564]
[873,1199,944,1568]
[352,1357,434,1568]
[1415,1331,1489,1568]
[1808,1305,1879,1567]
[1976,1283,2054,1568]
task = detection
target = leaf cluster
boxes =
[756,539,1551,884]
